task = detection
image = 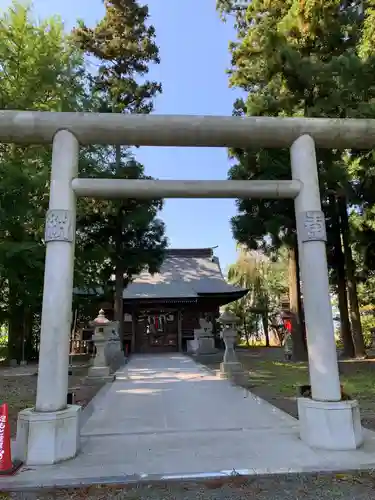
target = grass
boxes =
[240,357,375,397]
[204,347,375,428]
[244,359,309,394]
[0,345,7,363]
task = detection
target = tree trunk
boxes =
[295,246,306,345]
[289,241,308,361]
[21,308,32,363]
[7,283,24,363]
[270,327,282,346]
[336,269,355,358]
[24,310,37,362]
[331,196,355,358]
[261,312,270,347]
[243,316,250,346]
[337,196,367,358]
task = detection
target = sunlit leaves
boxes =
[0,2,87,323]
[71,0,166,293]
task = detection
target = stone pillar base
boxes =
[192,351,223,364]
[220,361,243,377]
[87,375,115,384]
[195,347,219,356]
[14,405,81,465]
[297,397,364,450]
[88,365,111,379]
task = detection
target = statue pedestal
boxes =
[88,337,113,382]
[194,330,217,354]
[220,361,243,375]
[191,318,222,363]
[87,311,120,383]
[104,338,125,373]
[219,321,244,380]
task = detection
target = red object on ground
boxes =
[0,403,22,475]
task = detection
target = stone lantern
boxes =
[88,309,115,381]
[218,310,243,376]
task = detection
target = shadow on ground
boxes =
[205,347,375,430]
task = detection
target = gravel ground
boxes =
[0,364,104,437]
[4,472,375,499]
[3,352,375,498]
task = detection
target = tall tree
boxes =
[75,160,168,307]
[0,1,86,361]
[218,0,370,358]
[337,194,367,357]
[72,0,166,340]
[329,195,355,357]
[227,247,288,347]
[340,5,375,355]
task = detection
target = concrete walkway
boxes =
[4,354,375,490]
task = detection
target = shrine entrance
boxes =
[135,310,178,353]
[5,110,372,464]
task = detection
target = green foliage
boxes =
[218,0,375,355]
[0,1,86,111]
[76,158,168,293]
[0,330,7,346]
[0,0,166,358]
[72,0,161,114]
[0,2,88,360]
[222,0,371,255]
[227,246,288,343]
[72,0,166,301]
[228,247,288,312]
[359,310,375,348]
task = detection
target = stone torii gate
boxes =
[6,112,370,465]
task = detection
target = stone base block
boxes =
[297,397,364,450]
[88,365,111,379]
[15,405,81,465]
[196,337,216,353]
[220,361,243,376]
[87,374,115,384]
[104,341,124,373]
[193,351,223,364]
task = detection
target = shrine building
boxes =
[120,248,247,353]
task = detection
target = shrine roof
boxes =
[122,248,248,301]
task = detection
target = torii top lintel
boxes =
[0,111,374,149]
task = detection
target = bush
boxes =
[361,314,375,348]
[0,345,7,361]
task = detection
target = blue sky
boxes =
[2,0,241,271]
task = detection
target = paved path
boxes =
[4,354,375,490]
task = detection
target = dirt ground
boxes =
[2,351,375,498]
[204,347,375,431]
[0,361,104,437]
[4,472,375,499]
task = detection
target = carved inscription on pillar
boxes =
[297,210,327,243]
[45,209,74,243]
